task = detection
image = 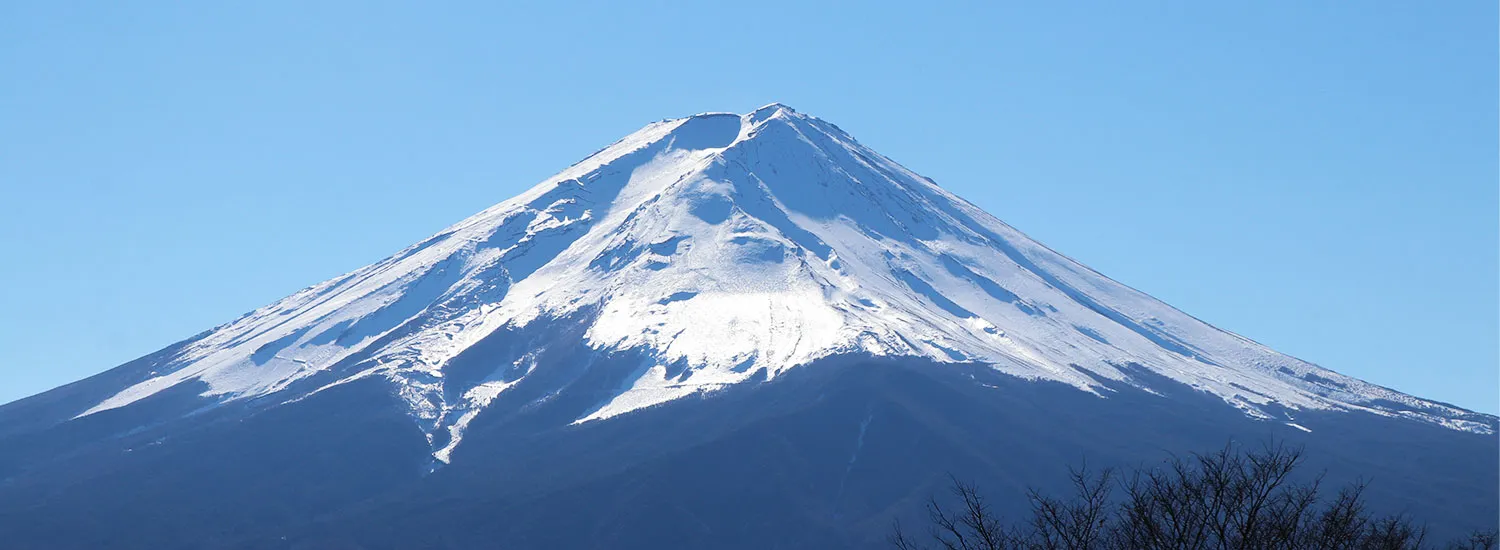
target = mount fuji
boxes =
[1,104,1493,549]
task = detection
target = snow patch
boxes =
[72,103,1493,456]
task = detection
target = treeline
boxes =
[891,443,1497,550]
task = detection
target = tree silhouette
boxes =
[891,442,1496,550]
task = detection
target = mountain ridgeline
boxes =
[0,104,1493,549]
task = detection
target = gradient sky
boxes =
[1,2,1495,413]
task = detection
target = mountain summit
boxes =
[2,105,1494,548]
[73,103,1488,454]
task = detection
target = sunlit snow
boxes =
[75,103,1493,464]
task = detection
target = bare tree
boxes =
[1114,442,1336,549]
[891,475,1016,550]
[891,442,1493,550]
[1025,462,1114,550]
[1446,531,1498,550]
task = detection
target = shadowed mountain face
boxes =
[0,105,1493,549]
[0,358,1493,549]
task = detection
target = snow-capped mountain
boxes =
[72,103,1488,465]
[2,104,1494,549]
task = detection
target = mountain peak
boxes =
[7,103,1493,549]
[65,106,1494,463]
[752,101,797,115]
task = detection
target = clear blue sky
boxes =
[1,2,1495,413]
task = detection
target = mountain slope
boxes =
[60,104,1489,455]
[0,104,1494,548]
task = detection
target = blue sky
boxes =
[1,2,1495,413]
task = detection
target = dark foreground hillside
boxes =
[0,357,1492,549]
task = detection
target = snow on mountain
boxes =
[74,104,1492,463]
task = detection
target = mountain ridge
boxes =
[25,104,1495,466]
[1,104,1494,549]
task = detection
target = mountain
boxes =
[1,104,1493,549]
